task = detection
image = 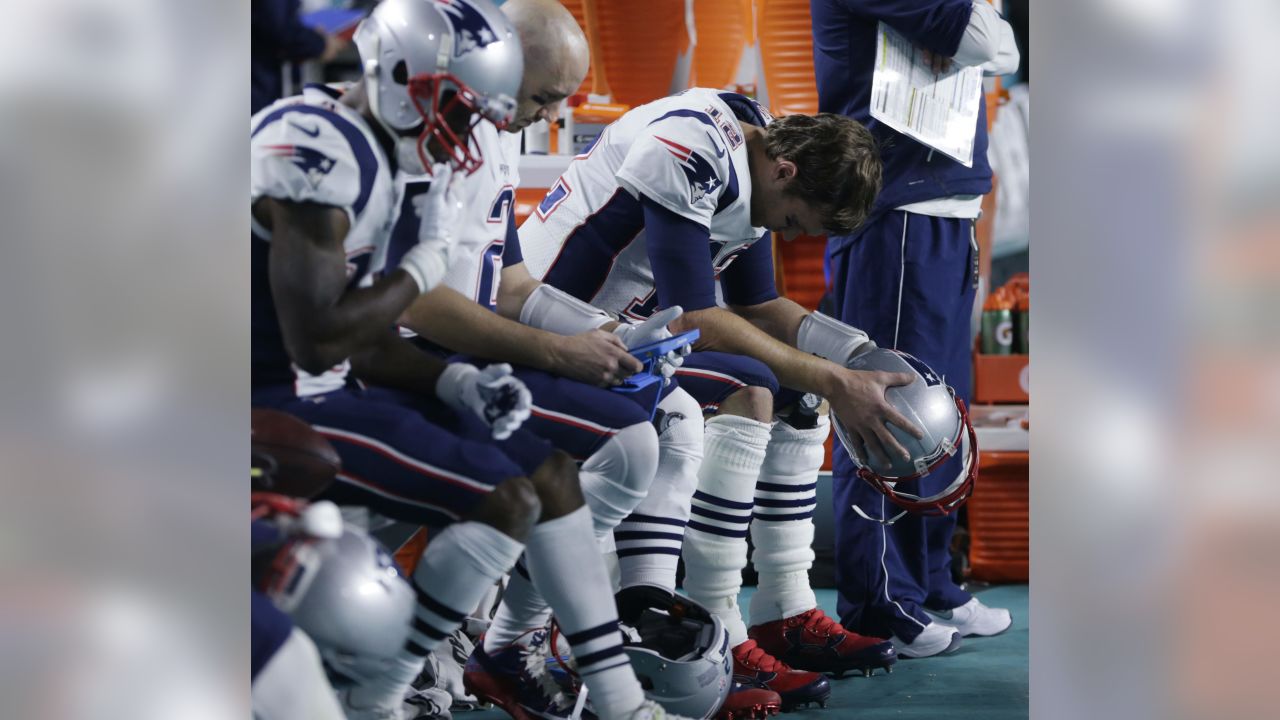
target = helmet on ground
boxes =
[353,0,522,174]
[259,520,416,687]
[614,585,733,720]
[833,347,978,517]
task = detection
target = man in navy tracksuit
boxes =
[810,0,1020,657]
[251,0,346,113]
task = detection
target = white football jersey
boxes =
[390,121,523,313]
[251,85,401,395]
[519,88,771,320]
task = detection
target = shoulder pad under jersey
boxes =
[616,109,736,228]
[251,103,380,216]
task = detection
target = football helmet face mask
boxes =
[613,585,733,720]
[833,348,979,518]
[256,507,415,688]
[354,0,522,175]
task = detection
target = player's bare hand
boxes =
[920,49,953,74]
[552,330,644,387]
[320,33,350,63]
[827,368,923,467]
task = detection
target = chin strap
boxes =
[849,503,909,526]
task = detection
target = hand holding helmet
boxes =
[831,348,978,518]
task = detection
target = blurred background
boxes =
[0,0,1277,718]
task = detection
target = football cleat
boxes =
[731,639,830,712]
[748,608,897,678]
[462,631,586,720]
[715,682,782,720]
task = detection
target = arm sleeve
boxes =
[838,0,974,57]
[720,233,779,307]
[616,114,732,229]
[953,1,1021,74]
[253,0,327,62]
[501,212,524,266]
[642,195,718,312]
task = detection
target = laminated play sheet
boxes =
[869,22,985,167]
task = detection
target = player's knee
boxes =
[529,450,585,518]
[656,389,704,451]
[717,385,774,423]
[475,476,541,540]
[611,422,660,494]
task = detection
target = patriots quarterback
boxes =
[519,89,919,706]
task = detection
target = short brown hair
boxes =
[763,113,881,235]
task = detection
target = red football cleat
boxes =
[731,639,830,711]
[715,683,781,720]
[748,608,897,677]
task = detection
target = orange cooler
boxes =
[967,450,1029,582]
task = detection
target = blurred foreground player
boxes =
[251,421,347,720]
[252,2,680,717]
[811,0,1018,657]
[253,1,540,717]
[520,90,913,707]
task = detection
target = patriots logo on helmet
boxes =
[897,351,944,387]
[655,135,722,207]
[436,0,499,58]
[263,144,337,189]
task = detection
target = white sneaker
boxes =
[926,597,1012,637]
[623,698,697,720]
[889,621,962,658]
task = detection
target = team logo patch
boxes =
[263,144,337,189]
[436,0,500,58]
[897,351,943,387]
[655,135,722,207]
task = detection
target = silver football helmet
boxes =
[614,585,732,720]
[261,520,416,688]
[834,347,978,517]
[353,0,522,174]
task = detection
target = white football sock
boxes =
[346,521,523,714]
[749,416,826,625]
[579,422,660,535]
[483,421,657,652]
[616,389,704,591]
[682,414,772,646]
[525,506,645,717]
[482,558,551,651]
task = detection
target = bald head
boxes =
[500,0,590,132]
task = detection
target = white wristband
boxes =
[518,283,612,336]
[399,241,450,294]
[797,312,873,365]
[436,362,477,410]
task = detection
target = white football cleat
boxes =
[926,597,1012,637]
[889,621,961,658]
